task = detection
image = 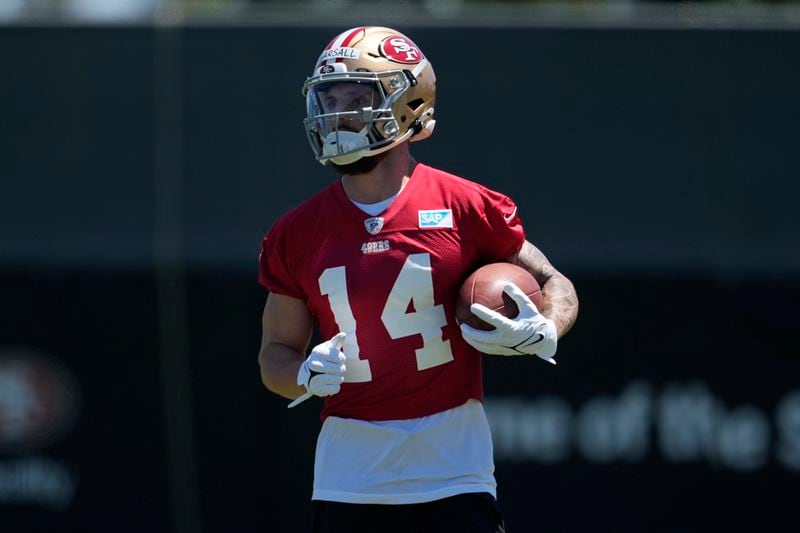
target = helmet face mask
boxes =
[303,71,414,165]
[302,27,436,166]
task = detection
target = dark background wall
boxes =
[1,25,798,533]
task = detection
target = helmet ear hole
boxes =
[400,115,406,123]
[407,98,425,111]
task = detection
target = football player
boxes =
[258,26,578,533]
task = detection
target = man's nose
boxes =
[335,115,362,132]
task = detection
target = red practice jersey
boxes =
[259,163,525,421]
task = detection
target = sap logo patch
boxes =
[418,209,453,229]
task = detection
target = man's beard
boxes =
[329,150,388,176]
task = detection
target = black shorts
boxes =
[311,492,506,533]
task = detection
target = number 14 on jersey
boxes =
[319,253,454,383]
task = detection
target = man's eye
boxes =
[352,95,371,108]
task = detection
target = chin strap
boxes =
[406,107,435,143]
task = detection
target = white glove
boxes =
[296,332,347,397]
[459,283,558,364]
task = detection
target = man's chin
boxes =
[329,151,387,176]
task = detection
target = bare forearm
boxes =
[258,293,314,399]
[538,272,578,336]
[258,343,307,400]
[509,240,579,337]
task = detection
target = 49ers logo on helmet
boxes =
[379,36,423,64]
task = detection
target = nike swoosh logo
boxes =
[503,207,518,224]
[509,333,544,352]
[529,333,544,345]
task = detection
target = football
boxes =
[456,262,544,331]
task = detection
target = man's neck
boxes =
[341,146,416,204]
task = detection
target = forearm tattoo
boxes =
[508,241,579,337]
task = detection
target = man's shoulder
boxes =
[420,163,479,187]
[269,181,339,232]
[418,163,497,202]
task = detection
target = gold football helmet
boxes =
[302,27,437,165]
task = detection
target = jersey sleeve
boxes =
[470,187,526,262]
[258,219,306,299]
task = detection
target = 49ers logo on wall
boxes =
[379,36,423,64]
[0,348,81,453]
